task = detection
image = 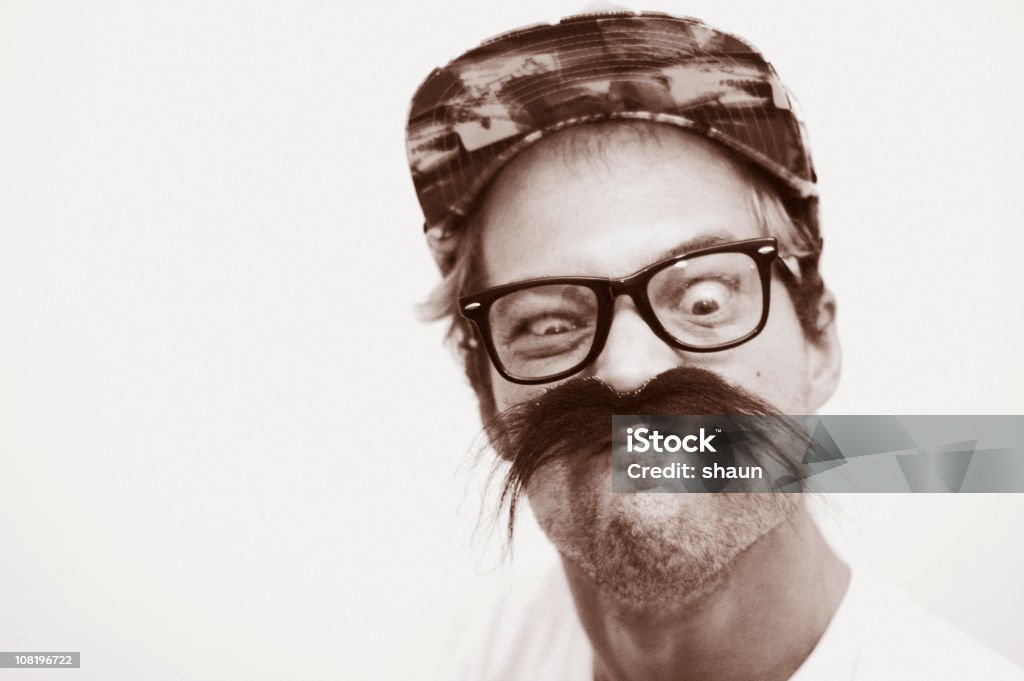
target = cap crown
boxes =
[406,11,818,270]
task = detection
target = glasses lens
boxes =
[488,284,599,380]
[647,252,764,348]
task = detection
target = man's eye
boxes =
[677,280,731,316]
[526,316,578,336]
[689,298,720,315]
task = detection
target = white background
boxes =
[1,1,1022,678]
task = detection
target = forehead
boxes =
[474,123,764,287]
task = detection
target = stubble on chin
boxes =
[528,458,799,606]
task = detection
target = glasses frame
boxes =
[458,237,781,385]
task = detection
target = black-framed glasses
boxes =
[459,237,782,385]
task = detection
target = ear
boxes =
[805,289,842,412]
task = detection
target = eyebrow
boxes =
[650,233,744,263]
[482,232,750,290]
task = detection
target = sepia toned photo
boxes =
[0,1,1022,679]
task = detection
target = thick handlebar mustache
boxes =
[483,366,800,539]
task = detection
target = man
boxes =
[405,10,1023,681]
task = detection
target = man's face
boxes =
[472,124,840,603]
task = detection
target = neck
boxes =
[562,503,850,681]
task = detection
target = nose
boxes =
[586,296,684,393]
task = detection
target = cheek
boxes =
[490,367,552,413]
[703,280,812,413]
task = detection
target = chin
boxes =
[529,458,799,605]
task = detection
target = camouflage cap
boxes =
[406,10,819,272]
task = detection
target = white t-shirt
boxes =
[448,565,1024,681]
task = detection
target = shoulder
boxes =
[444,564,591,681]
[850,572,1024,681]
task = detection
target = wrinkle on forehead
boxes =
[485,124,744,212]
